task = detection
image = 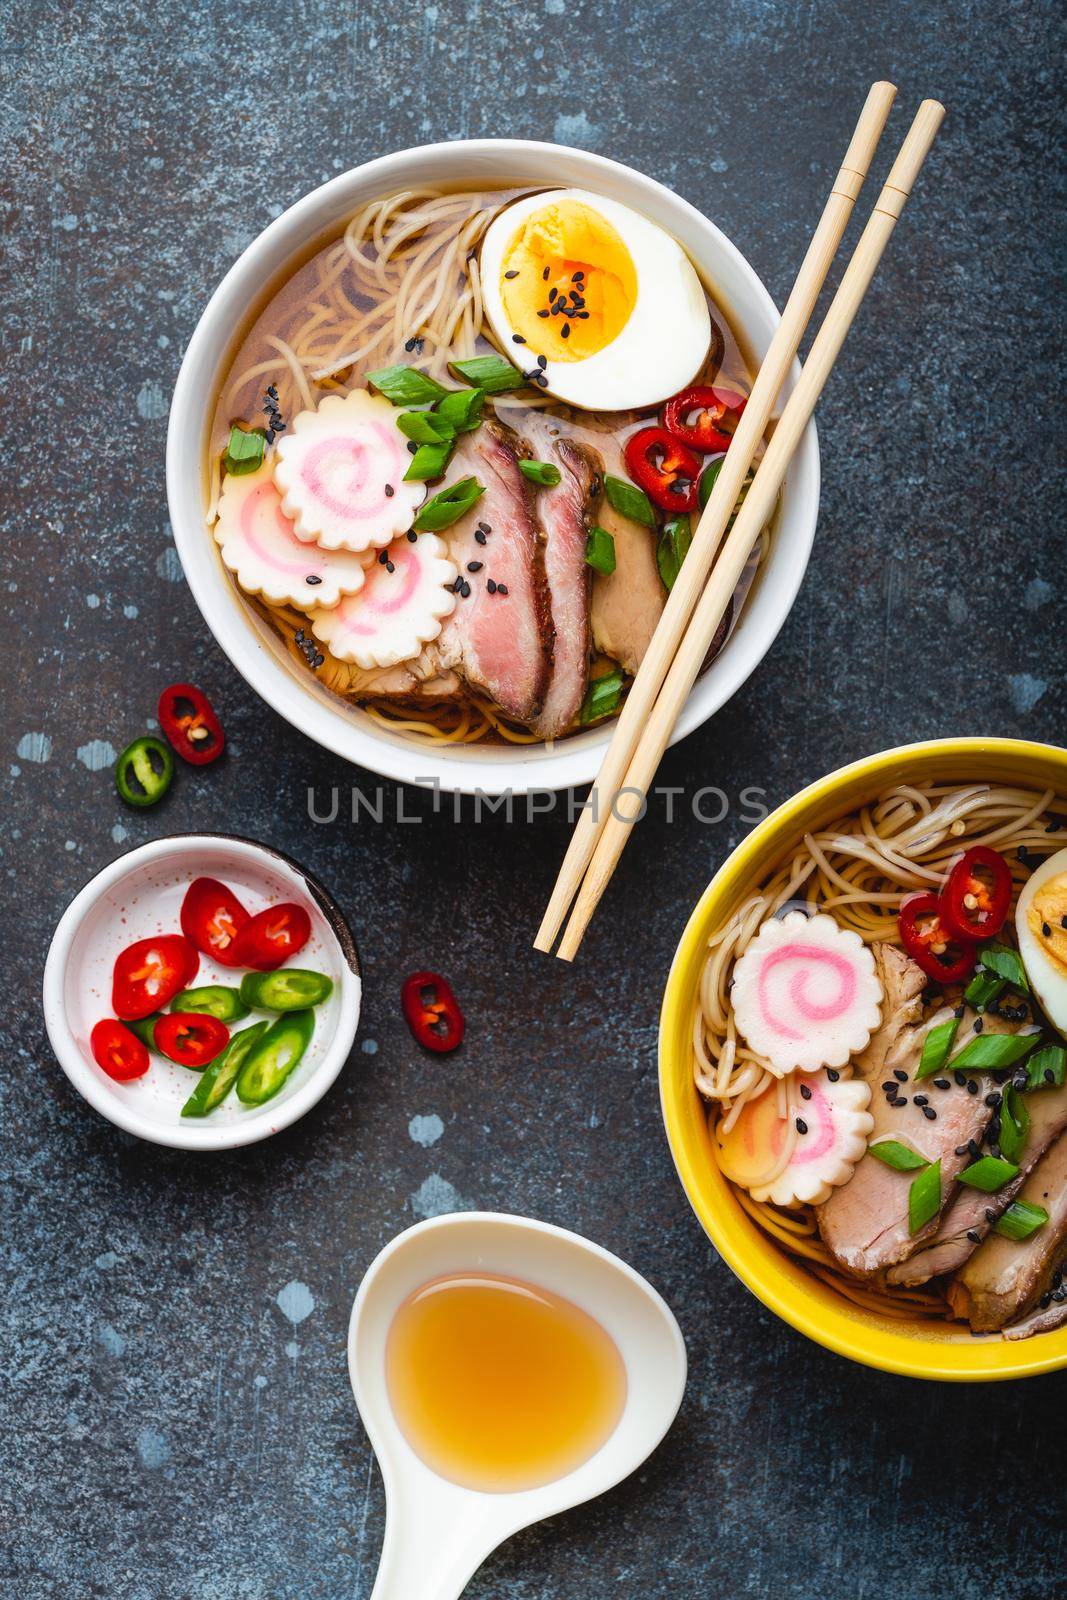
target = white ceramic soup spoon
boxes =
[348,1211,686,1599]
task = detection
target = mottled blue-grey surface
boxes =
[2,1,1065,1596]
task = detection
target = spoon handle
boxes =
[370,1496,497,1600]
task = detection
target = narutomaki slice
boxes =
[272,390,425,553]
[309,531,456,669]
[730,912,884,1077]
[716,1069,874,1207]
[215,464,369,611]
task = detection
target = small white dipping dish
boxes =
[168,138,820,796]
[43,834,361,1151]
[348,1212,686,1599]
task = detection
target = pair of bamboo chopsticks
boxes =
[535,85,945,962]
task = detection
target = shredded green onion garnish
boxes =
[656,516,692,592]
[367,364,447,405]
[584,525,616,576]
[449,355,525,394]
[908,1158,942,1234]
[950,1032,1038,1072]
[976,943,1030,993]
[993,1200,1049,1240]
[915,1017,960,1080]
[604,474,655,528]
[958,1155,1020,1192]
[1024,1043,1067,1090]
[225,425,265,476]
[519,459,562,487]
[998,1084,1030,1164]
[413,477,485,532]
[398,411,455,445]
[404,440,454,482]
[580,668,626,725]
[435,386,485,432]
[868,1139,929,1172]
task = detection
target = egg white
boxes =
[1016,845,1067,1038]
[479,188,712,412]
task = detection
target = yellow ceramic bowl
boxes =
[659,737,1067,1381]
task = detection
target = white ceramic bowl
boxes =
[43,835,361,1150]
[168,139,819,795]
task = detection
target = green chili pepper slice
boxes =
[127,1014,162,1051]
[239,969,334,1012]
[182,1021,269,1118]
[236,1010,315,1105]
[114,736,174,808]
[171,985,250,1022]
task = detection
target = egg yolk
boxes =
[499,199,637,363]
[1029,873,1067,976]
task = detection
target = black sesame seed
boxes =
[1040,1293,1052,1309]
[1054,1287,1067,1303]
[973,1018,984,1034]
[548,287,557,302]
[955,1144,970,1156]
[1046,1068,1057,1084]
[796,1118,808,1135]
[967,1230,981,1244]
[561,324,570,340]
[893,1069,908,1083]
[459,579,470,597]
[799,1083,812,1100]
[407,441,418,455]
[967,1080,979,1094]
[537,309,550,318]
[922,1105,937,1120]
[406,530,417,543]
[537,375,550,388]
[477,522,491,533]
[985,1091,1002,1108]
[571,271,583,282]
[385,560,395,574]
[577,311,590,319]
[295,630,305,644]
[954,1006,966,1020]
[933,1078,951,1090]
[542,266,550,281]
[504,269,519,279]
[1017,845,1032,864]
[305,574,322,585]
[537,355,547,369]
[1042,921,1052,938]
[512,334,526,345]
[968,1139,980,1158]
[378,551,389,565]
[882,1081,897,1093]
[404,337,416,351]
[466,561,483,573]
[497,583,508,596]
[313,652,324,667]
[826,1069,840,1082]
[985,1209,996,1223]
[384,483,394,497]
[894,1097,908,1108]
[486,578,496,594]
[990,1142,1003,1160]
[474,530,487,545]
[914,1094,929,1106]
[954,1070,967,1086]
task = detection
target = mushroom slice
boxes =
[214,465,368,612]
[273,389,425,553]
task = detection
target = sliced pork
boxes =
[816,947,995,1276]
[521,413,600,738]
[948,1133,1067,1332]
[1002,1278,1067,1340]
[890,1074,1067,1286]
[434,421,550,724]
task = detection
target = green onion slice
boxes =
[950,1032,1039,1073]
[435,386,485,433]
[908,1159,942,1234]
[993,1200,1049,1240]
[449,355,525,394]
[1024,1043,1066,1091]
[958,1155,1020,1192]
[915,1017,961,1080]
[657,515,693,592]
[977,943,1030,993]
[397,410,455,445]
[998,1084,1030,1164]
[520,459,562,487]
[584,525,616,576]
[580,668,625,725]
[225,425,265,476]
[963,968,1008,1013]
[413,476,485,532]
[604,474,655,527]
[404,440,454,482]
[367,364,447,405]
[868,1139,929,1172]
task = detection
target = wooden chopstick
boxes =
[533,81,898,956]
[553,99,946,961]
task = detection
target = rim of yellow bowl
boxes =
[659,736,1067,1381]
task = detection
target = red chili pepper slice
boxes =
[898,892,978,984]
[623,426,702,513]
[181,877,251,968]
[939,846,1013,942]
[230,903,312,971]
[112,934,200,1020]
[401,971,465,1054]
[662,384,747,453]
[158,683,226,766]
[91,1018,150,1081]
[154,1012,230,1069]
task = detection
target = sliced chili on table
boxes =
[230,903,312,971]
[662,384,747,454]
[90,1019,150,1081]
[158,683,226,766]
[623,427,701,513]
[154,1012,230,1070]
[939,846,1013,942]
[114,737,174,808]
[112,934,199,1020]
[898,891,978,984]
[401,971,465,1054]
[180,877,250,968]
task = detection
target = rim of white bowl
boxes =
[42,834,362,1151]
[168,139,819,795]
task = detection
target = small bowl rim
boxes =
[166,136,820,795]
[659,736,1067,1381]
[42,832,362,1151]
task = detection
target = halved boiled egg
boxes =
[1016,845,1067,1038]
[479,189,711,411]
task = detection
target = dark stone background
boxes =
[2,1,1064,1596]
